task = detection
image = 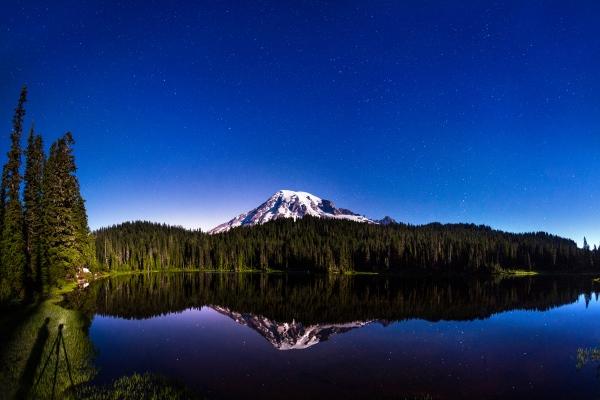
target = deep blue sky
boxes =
[1,1,599,244]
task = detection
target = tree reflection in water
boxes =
[64,271,597,326]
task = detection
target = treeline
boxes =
[95,218,598,273]
[0,87,95,304]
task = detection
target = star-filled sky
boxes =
[1,1,599,244]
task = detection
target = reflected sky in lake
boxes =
[68,273,600,399]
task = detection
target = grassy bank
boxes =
[0,285,96,399]
[66,373,202,400]
[93,267,275,279]
[493,269,539,277]
[340,270,379,276]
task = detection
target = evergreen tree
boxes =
[43,132,94,284]
[0,86,27,301]
[23,126,45,292]
[43,136,76,284]
[72,163,96,271]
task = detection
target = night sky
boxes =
[1,1,599,244]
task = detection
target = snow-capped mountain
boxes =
[209,189,375,234]
[211,306,372,350]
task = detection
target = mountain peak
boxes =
[208,189,375,234]
[276,189,320,199]
[377,216,397,225]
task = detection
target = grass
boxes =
[341,270,379,276]
[494,268,539,277]
[94,267,279,279]
[0,287,96,399]
[576,347,600,370]
[65,373,202,400]
[51,279,80,296]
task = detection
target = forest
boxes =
[95,218,599,274]
[0,87,95,305]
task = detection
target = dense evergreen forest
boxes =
[0,87,94,304]
[95,218,598,274]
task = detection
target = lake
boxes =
[63,272,600,399]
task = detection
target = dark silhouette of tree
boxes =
[24,126,45,293]
[43,133,93,285]
[0,86,27,301]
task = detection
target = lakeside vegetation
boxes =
[67,373,202,400]
[494,268,540,276]
[95,219,599,275]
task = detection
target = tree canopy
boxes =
[95,218,597,274]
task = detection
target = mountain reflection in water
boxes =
[210,305,373,350]
[64,272,598,350]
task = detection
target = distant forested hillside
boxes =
[95,218,597,273]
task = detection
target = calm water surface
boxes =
[65,273,600,399]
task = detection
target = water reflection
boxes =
[64,272,598,350]
[61,272,600,399]
[211,305,373,350]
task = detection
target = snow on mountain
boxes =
[209,189,376,234]
[211,305,372,350]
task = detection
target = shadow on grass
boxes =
[0,303,42,353]
[31,323,76,400]
[0,299,96,399]
[15,317,50,399]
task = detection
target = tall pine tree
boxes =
[24,126,45,292]
[43,132,94,284]
[0,86,27,301]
